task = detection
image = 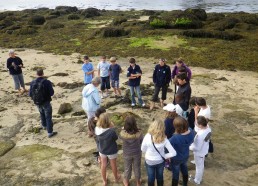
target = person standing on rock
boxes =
[97,56,111,99]
[6,49,27,94]
[82,76,101,128]
[127,58,145,107]
[82,55,94,85]
[29,69,57,138]
[150,58,171,110]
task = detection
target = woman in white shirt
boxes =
[141,119,176,186]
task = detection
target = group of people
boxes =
[80,56,212,186]
[6,50,212,185]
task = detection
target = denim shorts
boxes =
[111,80,119,88]
[99,152,118,159]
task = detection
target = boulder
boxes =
[71,110,86,117]
[112,16,127,25]
[57,82,84,89]
[81,8,101,18]
[44,21,64,29]
[28,15,46,25]
[58,103,72,114]
[68,14,80,20]
[101,27,130,37]
[211,17,239,31]
[185,8,207,21]
[51,73,69,77]
[55,6,78,14]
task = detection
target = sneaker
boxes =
[190,160,195,165]
[142,103,146,107]
[101,95,104,99]
[189,175,200,185]
[48,132,58,138]
[131,103,136,107]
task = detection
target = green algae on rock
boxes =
[0,140,15,156]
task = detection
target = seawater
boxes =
[0,0,258,13]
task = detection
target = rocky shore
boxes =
[0,7,258,71]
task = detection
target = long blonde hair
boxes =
[96,113,112,129]
[148,119,166,143]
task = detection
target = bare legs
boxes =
[100,156,120,186]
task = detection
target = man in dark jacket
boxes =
[29,69,57,138]
[176,73,191,110]
[150,58,171,110]
[6,49,27,94]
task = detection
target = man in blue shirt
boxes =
[127,58,145,107]
[97,56,110,98]
[109,57,122,97]
[82,55,94,85]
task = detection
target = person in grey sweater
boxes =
[119,116,143,186]
[95,113,120,185]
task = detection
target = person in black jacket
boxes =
[175,73,191,110]
[29,69,57,138]
[6,49,27,94]
[150,58,171,110]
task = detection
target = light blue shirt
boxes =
[82,62,94,84]
[97,61,110,77]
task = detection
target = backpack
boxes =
[31,79,46,105]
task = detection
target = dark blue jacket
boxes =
[153,64,171,87]
[29,77,54,103]
[7,57,23,75]
[127,64,142,87]
[164,117,175,139]
[169,129,195,161]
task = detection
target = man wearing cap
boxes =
[82,55,94,85]
[150,58,171,110]
[6,49,27,94]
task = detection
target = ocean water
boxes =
[0,0,258,13]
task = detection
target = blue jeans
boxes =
[171,158,188,180]
[129,86,143,105]
[37,102,53,134]
[145,161,165,184]
[12,73,25,90]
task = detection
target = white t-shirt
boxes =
[198,105,211,120]
[175,104,183,117]
[97,61,110,77]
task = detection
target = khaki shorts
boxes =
[99,152,118,159]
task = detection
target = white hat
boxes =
[9,49,15,54]
[163,103,176,112]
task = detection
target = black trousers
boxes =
[152,85,168,102]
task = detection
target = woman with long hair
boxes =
[120,116,143,186]
[141,119,177,186]
[95,113,120,185]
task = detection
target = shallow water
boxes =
[0,0,258,13]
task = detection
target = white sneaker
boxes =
[189,175,200,185]
[190,160,195,165]
[101,95,104,99]
[131,103,136,107]
[142,103,145,107]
